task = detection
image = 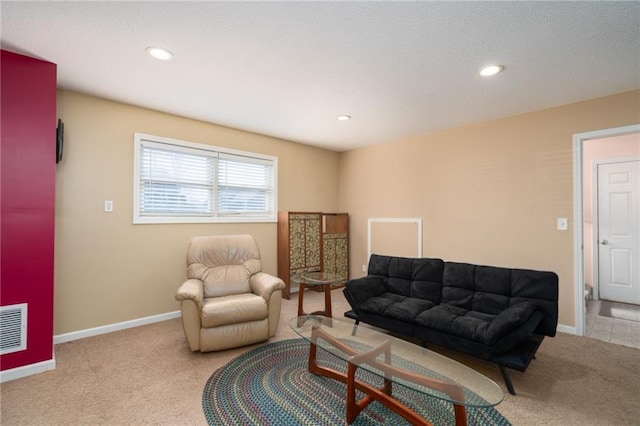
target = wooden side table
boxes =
[290,272,342,318]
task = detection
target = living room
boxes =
[1,2,639,425]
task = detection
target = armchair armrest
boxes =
[250,272,285,301]
[175,279,204,309]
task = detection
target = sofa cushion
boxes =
[441,263,513,313]
[415,302,539,346]
[415,304,469,334]
[441,262,475,309]
[360,292,405,312]
[473,292,511,316]
[366,254,444,302]
[410,258,444,303]
[387,277,412,297]
[472,266,511,314]
[360,293,434,322]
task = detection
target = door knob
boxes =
[600,240,609,245]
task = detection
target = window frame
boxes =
[133,133,278,224]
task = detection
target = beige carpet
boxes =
[1,290,639,425]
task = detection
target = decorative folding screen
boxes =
[278,212,349,299]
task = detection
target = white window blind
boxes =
[139,142,215,217]
[218,153,274,217]
[134,133,277,223]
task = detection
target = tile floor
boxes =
[585,299,640,349]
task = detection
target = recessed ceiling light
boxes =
[337,115,351,121]
[479,65,504,77]
[479,65,503,76]
[146,46,174,61]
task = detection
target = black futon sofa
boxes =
[343,254,559,394]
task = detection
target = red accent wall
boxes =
[1,50,57,370]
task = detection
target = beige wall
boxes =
[370,221,422,258]
[56,89,640,334]
[339,90,640,328]
[582,134,640,288]
[55,90,340,335]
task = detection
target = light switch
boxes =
[104,200,114,213]
[557,217,568,231]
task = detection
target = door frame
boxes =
[591,157,640,302]
[572,124,640,336]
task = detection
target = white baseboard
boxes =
[0,358,56,383]
[557,323,577,335]
[54,310,181,344]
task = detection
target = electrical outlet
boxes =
[557,217,568,231]
[104,200,114,213]
[362,264,367,272]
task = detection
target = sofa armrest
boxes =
[344,276,387,310]
[175,279,204,309]
[250,272,285,301]
[486,302,540,345]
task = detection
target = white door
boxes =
[597,160,640,304]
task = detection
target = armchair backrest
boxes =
[187,234,262,298]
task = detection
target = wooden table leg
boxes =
[297,283,307,316]
[299,282,333,317]
[324,283,332,317]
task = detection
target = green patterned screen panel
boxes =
[289,213,321,272]
[323,233,348,288]
[305,218,321,268]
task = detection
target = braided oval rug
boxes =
[202,338,510,426]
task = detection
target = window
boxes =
[134,133,277,223]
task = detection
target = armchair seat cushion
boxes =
[201,293,268,328]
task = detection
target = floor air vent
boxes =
[0,303,28,355]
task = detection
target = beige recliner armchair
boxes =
[175,234,285,352]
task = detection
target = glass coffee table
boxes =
[290,315,503,426]
[290,272,342,318]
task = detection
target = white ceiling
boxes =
[2,1,639,152]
